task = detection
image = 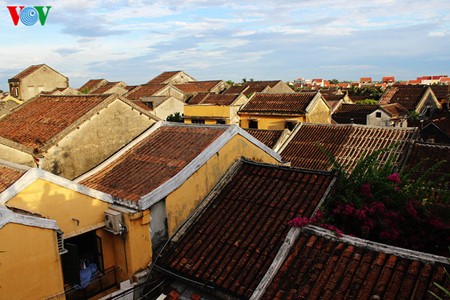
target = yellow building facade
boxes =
[239,92,331,130]
[0,168,151,299]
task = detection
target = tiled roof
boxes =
[241,81,280,95]
[332,104,379,124]
[174,81,222,94]
[124,84,166,100]
[187,93,240,105]
[80,124,227,203]
[239,93,316,115]
[379,85,429,110]
[430,85,450,101]
[92,81,124,94]
[155,160,335,299]
[0,94,112,149]
[244,129,284,149]
[280,123,417,172]
[261,226,450,300]
[0,163,26,193]
[381,103,408,118]
[10,64,44,80]
[325,100,342,113]
[403,142,450,181]
[223,85,249,94]
[321,93,345,101]
[382,76,395,82]
[78,79,107,93]
[147,71,181,84]
[407,79,422,85]
[360,77,372,82]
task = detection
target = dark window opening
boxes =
[249,119,258,129]
[62,232,104,288]
[285,121,296,131]
[192,119,205,124]
[216,119,226,124]
[376,112,382,118]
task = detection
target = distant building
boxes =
[239,92,331,130]
[8,64,69,101]
[382,76,395,85]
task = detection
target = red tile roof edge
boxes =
[252,225,450,299]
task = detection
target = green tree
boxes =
[329,78,339,84]
[166,112,184,122]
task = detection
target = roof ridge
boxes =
[303,226,450,264]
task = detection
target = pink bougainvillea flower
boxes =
[380,231,390,240]
[355,209,367,220]
[388,173,401,184]
[360,183,373,197]
[288,217,310,227]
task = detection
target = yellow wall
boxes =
[306,98,331,124]
[115,211,151,281]
[7,179,109,236]
[165,134,281,235]
[0,223,65,300]
[239,114,305,130]
[185,105,231,118]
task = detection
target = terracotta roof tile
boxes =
[78,79,108,93]
[360,77,372,82]
[332,104,379,124]
[147,71,182,84]
[381,103,408,118]
[174,81,221,94]
[430,85,450,101]
[0,164,26,193]
[223,85,249,94]
[379,85,429,110]
[124,84,166,100]
[10,64,44,80]
[239,93,316,115]
[0,94,112,149]
[187,93,240,105]
[261,227,450,300]
[81,125,226,202]
[156,160,335,298]
[281,124,417,172]
[244,129,284,149]
[241,81,280,96]
[382,76,395,83]
[92,81,125,94]
[321,93,345,101]
[403,142,450,182]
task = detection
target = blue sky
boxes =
[0,0,449,90]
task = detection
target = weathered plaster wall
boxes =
[306,99,331,124]
[0,143,34,166]
[42,99,156,179]
[154,97,185,120]
[20,66,68,101]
